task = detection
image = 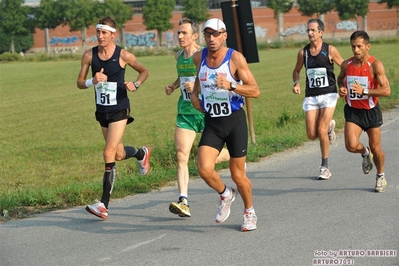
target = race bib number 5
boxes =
[95,82,117,106]
[347,76,369,100]
[306,67,329,88]
[202,89,232,117]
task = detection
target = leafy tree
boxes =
[142,0,175,46]
[378,0,399,35]
[102,0,134,48]
[334,0,369,29]
[181,0,210,24]
[0,28,34,54]
[297,0,334,18]
[62,0,99,52]
[266,0,295,38]
[34,0,66,54]
[0,0,34,53]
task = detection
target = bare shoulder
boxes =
[230,50,247,67]
[295,48,304,62]
[329,45,344,65]
[120,48,136,64]
[174,50,181,61]
[193,49,202,66]
[340,59,349,71]
[328,45,339,55]
[371,57,386,73]
[82,48,93,61]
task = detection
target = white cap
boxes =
[203,18,226,31]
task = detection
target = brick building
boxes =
[27,1,397,53]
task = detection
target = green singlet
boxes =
[176,49,204,115]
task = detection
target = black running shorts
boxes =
[95,108,134,128]
[199,108,248,158]
[344,103,383,131]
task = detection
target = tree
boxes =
[378,0,399,35]
[142,0,175,47]
[0,28,34,54]
[266,0,295,39]
[62,0,99,52]
[102,0,134,48]
[34,0,66,54]
[181,0,210,24]
[334,0,369,30]
[0,0,33,53]
[297,0,334,18]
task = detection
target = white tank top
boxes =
[198,48,244,117]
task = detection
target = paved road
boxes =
[1,106,398,266]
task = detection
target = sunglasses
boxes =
[306,29,321,33]
[203,31,225,38]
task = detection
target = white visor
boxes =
[96,24,116,32]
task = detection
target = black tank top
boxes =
[303,42,337,97]
[91,45,129,112]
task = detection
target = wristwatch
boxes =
[363,88,369,95]
[133,81,140,90]
[230,81,237,91]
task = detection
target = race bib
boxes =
[202,88,232,117]
[95,82,117,106]
[179,76,196,101]
[347,76,369,100]
[306,67,329,88]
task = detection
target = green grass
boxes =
[1,43,399,220]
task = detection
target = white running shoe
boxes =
[318,166,332,180]
[241,211,257,232]
[362,147,373,174]
[215,187,237,223]
[85,201,108,219]
[374,174,387,193]
[138,146,151,175]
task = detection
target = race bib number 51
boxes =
[95,82,117,106]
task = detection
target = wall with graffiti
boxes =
[31,2,397,53]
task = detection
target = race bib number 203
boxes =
[202,89,232,117]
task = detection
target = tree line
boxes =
[0,0,397,54]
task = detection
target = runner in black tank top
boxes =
[76,16,150,220]
[292,18,344,180]
[303,42,337,97]
[91,45,129,113]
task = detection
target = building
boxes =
[26,1,397,53]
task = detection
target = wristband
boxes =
[293,80,299,86]
[85,78,93,88]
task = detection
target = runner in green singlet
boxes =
[165,18,229,218]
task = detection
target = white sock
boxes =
[244,207,255,213]
[221,187,230,198]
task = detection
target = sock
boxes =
[100,162,116,209]
[134,148,145,160]
[321,158,328,168]
[124,146,138,160]
[362,147,369,157]
[220,186,230,198]
[244,207,255,213]
[179,195,188,204]
[377,173,385,177]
